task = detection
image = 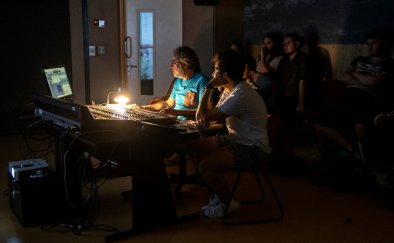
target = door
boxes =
[123,0,182,105]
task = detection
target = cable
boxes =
[62,130,115,207]
[40,130,120,235]
[12,103,34,136]
[14,104,58,163]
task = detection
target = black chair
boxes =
[222,115,284,225]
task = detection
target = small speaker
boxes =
[8,172,76,227]
[194,0,219,5]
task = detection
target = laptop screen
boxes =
[42,66,73,99]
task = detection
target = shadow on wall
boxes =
[303,25,333,108]
[305,25,333,82]
[186,16,214,78]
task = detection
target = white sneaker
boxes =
[202,193,220,211]
[204,199,241,219]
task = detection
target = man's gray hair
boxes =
[173,46,201,73]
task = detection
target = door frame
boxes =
[119,1,157,98]
[136,9,156,97]
[119,0,127,93]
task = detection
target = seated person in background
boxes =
[230,41,245,55]
[270,33,310,119]
[315,28,394,163]
[148,78,176,105]
[374,111,394,126]
[244,55,272,105]
[244,55,259,90]
[188,50,271,218]
[255,33,283,75]
[140,46,211,164]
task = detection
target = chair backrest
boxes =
[267,115,281,153]
[317,79,347,102]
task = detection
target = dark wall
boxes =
[182,0,244,77]
[182,0,214,78]
[214,0,244,53]
[1,0,72,135]
[244,0,394,45]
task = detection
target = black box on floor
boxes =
[8,172,76,227]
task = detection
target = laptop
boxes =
[41,65,74,100]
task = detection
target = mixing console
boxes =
[33,94,180,135]
[86,105,176,124]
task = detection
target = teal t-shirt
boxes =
[170,72,209,120]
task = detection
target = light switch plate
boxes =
[98,46,105,55]
[99,20,106,27]
[89,46,96,56]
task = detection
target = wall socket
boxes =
[98,46,105,55]
[89,46,96,56]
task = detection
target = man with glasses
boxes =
[139,46,211,166]
[121,46,211,198]
[270,33,310,118]
[141,46,210,120]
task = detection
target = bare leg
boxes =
[165,142,188,165]
[315,124,353,152]
[164,153,180,165]
[188,137,220,167]
[188,137,236,203]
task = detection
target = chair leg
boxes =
[262,172,284,221]
[174,152,187,197]
[358,140,365,165]
[222,171,242,220]
[222,172,284,225]
[241,172,266,204]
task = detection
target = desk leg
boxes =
[105,136,200,242]
[55,134,82,206]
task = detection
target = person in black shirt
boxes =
[315,28,394,162]
[270,33,310,119]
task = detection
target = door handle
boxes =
[127,60,137,71]
[125,36,132,58]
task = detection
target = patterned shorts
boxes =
[215,135,270,168]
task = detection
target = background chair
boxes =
[297,79,347,123]
[222,114,284,225]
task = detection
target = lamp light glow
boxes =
[107,86,129,105]
[114,96,129,105]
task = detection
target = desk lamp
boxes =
[107,86,129,105]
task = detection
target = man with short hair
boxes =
[270,33,310,117]
[188,50,271,218]
[315,28,394,162]
[142,46,210,120]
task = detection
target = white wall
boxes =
[126,0,182,105]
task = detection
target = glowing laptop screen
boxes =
[42,67,73,99]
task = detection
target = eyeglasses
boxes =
[284,41,294,47]
[170,60,181,66]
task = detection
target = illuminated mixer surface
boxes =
[86,105,176,123]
